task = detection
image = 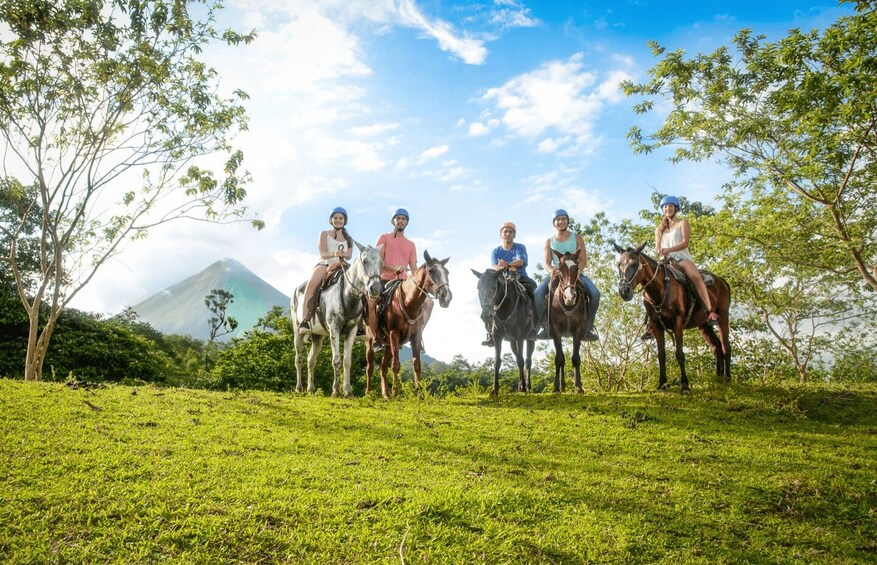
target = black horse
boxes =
[472,268,536,395]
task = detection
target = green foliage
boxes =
[624,4,877,293]
[0,0,259,380]
[2,380,875,562]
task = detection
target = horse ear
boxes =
[471,269,483,279]
[612,241,625,254]
[424,249,433,263]
[376,243,384,253]
[551,248,563,261]
[440,257,449,266]
[636,241,648,254]
[354,240,365,253]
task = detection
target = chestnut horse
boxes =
[366,250,452,398]
[547,248,589,394]
[613,242,731,392]
[471,268,536,395]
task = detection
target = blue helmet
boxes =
[392,208,409,221]
[553,209,569,222]
[659,195,681,211]
[329,206,348,225]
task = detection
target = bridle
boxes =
[397,261,449,324]
[487,271,525,323]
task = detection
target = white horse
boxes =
[291,242,383,397]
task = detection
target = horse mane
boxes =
[628,246,658,269]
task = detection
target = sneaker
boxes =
[641,331,654,341]
[535,328,551,340]
[584,329,599,342]
[706,312,719,327]
[481,336,495,347]
[372,341,384,352]
[298,321,311,334]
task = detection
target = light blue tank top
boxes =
[550,234,578,266]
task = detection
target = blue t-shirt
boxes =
[491,242,529,278]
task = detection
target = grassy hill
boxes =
[1,380,875,563]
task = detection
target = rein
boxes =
[396,265,444,325]
[491,273,525,323]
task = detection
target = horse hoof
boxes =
[681,388,691,395]
[576,387,584,395]
[331,391,340,398]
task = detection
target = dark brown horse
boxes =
[613,242,731,392]
[365,250,452,398]
[471,268,535,395]
[547,248,589,394]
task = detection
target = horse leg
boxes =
[511,339,525,393]
[492,336,503,397]
[341,325,357,398]
[379,343,391,399]
[293,325,304,393]
[698,326,723,379]
[328,328,343,398]
[365,339,375,395]
[525,339,535,393]
[720,316,731,382]
[390,334,402,396]
[653,325,668,390]
[410,331,423,397]
[307,335,323,394]
[552,334,565,393]
[572,336,583,394]
[673,324,689,393]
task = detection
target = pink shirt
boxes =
[376,232,417,281]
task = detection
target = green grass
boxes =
[1,380,875,564]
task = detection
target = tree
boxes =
[0,0,262,381]
[623,1,877,294]
[205,288,237,342]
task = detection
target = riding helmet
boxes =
[500,221,516,234]
[392,208,409,221]
[659,195,681,211]
[329,206,348,225]
[553,209,569,222]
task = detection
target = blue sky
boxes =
[73,0,853,363]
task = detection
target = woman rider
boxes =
[298,206,354,333]
[655,195,719,326]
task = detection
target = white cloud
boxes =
[397,0,488,64]
[480,53,634,154]
[420,145,449,160]
[351,122,400,137]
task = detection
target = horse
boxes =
[471,268,536,395]
[613,242,731,392]
[290,242,383,397]
[366,250,452,398]
[546,248,590,394]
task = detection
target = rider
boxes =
[533,209,600,341]
[654,195,719,326]
[366,208,419,350]
[299,206,354,333]
[482,221,538,347]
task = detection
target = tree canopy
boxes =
[0,0,262,380]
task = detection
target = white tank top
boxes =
[660,223,693,262]
[321,232,349,266]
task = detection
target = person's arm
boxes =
[317,231,331,260]
[655,225,664,257]
[509,244,527,272]
[408,244,418,274]
[340,236,353,260]
[575,234,588,273]
[543,238,555,277]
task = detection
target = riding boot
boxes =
[481,332,495,347]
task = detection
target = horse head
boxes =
[424,249,452,308]
[471,268,500,323]
[354,241,383,300]
[551,248,581,307]
[613,241,648,302]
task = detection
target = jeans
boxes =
[534,274,600,334]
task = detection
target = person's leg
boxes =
[579,274,600,340]
[300,264,327,330]
[678,260,718,324]
[534,277,550,339]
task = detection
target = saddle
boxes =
[377,279,402,317]
[664,263,715,286]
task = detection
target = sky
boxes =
[70,0,853,364]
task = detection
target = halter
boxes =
[396,262,448,324]
[343,253,382,295]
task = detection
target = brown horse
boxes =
[613,242,731,392]
[547,248,589,394]
[365,250,452,398]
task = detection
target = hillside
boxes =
[130,258,290,341]
[2,380,875,563]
